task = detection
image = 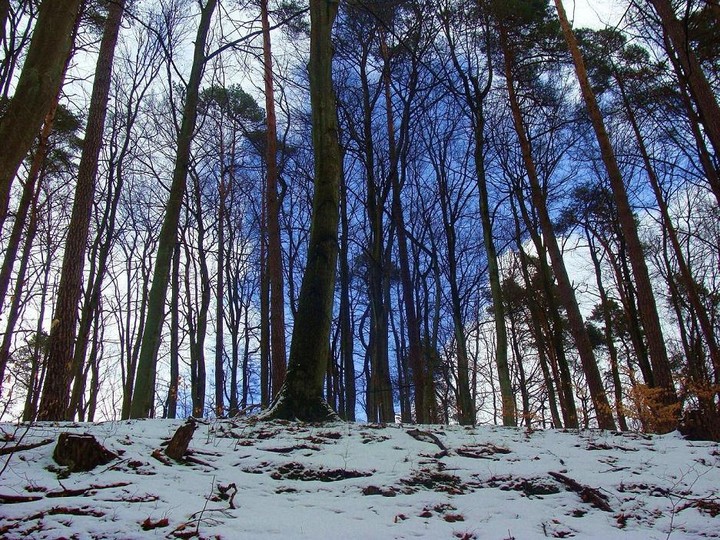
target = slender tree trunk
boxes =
[259,223,270,407]
[20,210,50,422]
[214,179,226,416]
[512,189,577,428]
[665,38,720,204]
[554,0,679,432]
[616,72,720,383]
[129,0,217,418]
[509,199,563,428]
[501,28,615,429]
[264,0,341,421]
[167,241,180,419]
[0,178,41,395]
[586,231,629,431]
[435,159,475,425]
[0,0,81,232]
[338,151,356,420]
[0,94,60,320]
[261,0,287,399]
[381,33,428,424]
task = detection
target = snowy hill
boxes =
[0,420,718,539]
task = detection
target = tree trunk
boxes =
[167,241,180,419]
[648,0,720,158]
[616,71,720,385]
[263,0,341,422]
[338,151,355,420]
[441,23,516,424]
[586,231,629,431]
[129,0,217,419]
[0,0,81,233]
[554,0,679,432]
[260,0,287,400]
[509,199,563,429]
[501,28,615,430]
[38,0,126,420]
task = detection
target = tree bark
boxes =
[263,0,341,422]
[0,0,82,233]
[38,0,126,420]
[554,0,679,432]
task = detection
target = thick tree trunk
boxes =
[38,0,126,420]
[263,0,341,422]
[129,0,217,419]
[554,0,679,432]
[0,0,81,233]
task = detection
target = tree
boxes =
[645,0,720,158]
[553,0,679,432]
[440,1,514,426]
[263,0,341,422]
[38,0,126,421]
[129,0,218,419]
[496,0,615,430]
[260,0,288,402]
[0,0,82,233]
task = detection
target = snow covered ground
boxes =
[0,419,718,539]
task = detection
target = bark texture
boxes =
[263,0,341,422]
[0,0,82,232]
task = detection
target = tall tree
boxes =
[264,0,341,421]
[553,0,679,432]
[645,0,720,157]
[38,0,126,421]
[261,0,288,399]
[496,2,616,430]
[441,3,514,425]
[129,0,218,419]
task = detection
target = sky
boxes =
[571,0,626,29]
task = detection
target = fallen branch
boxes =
[549,471,612,512]
[0,438,54,457]
[407,429,448,457]
[0,493,44,504]
[46,481,131,498]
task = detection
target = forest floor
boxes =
[0,418,718,539]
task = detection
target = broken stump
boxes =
[53,433,117,472]
[165,419,197,461]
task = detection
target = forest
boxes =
[0,0,718,440]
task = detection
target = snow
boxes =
[1,419,718,539]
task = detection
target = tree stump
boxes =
[165,419,197,461]
[53,433,117,472]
